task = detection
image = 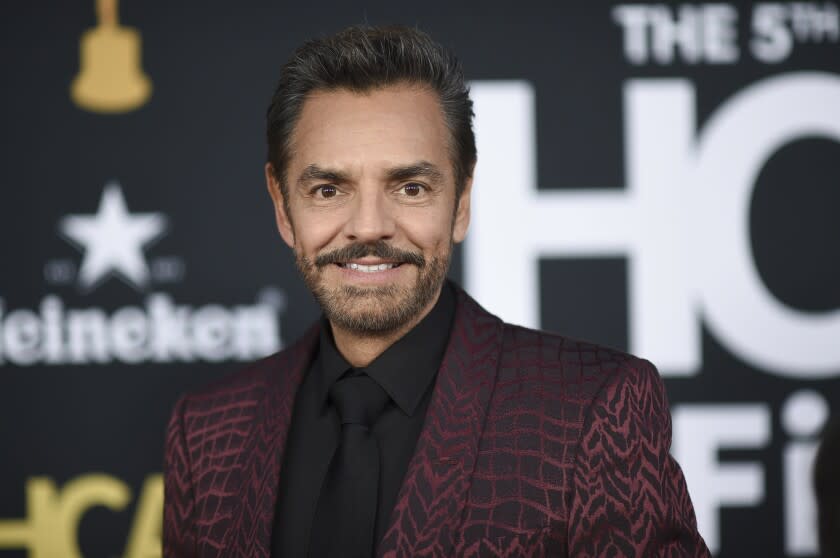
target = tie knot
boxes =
[328,370,390,428]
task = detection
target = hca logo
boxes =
[0,474,161,558]
[467,72,840,380]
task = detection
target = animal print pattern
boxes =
[164,286,709,557]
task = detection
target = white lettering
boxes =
[67,309,109,364]
[110,307,149,364]
[751,3,840,62]
[612,5,651,64]
[468,80,699,375]
[703,4,739,63]
[752,4,794,62]
[782,390,827,555]
[42,296,65,363]
[148,294,192,362]
[691,72,840,377]
[613,4,740,64]
[0,292,284,366]
[789,2,839,41]
[467,73,840,379]
[650,5,702,64]
[233,305,281,359]
[192,305,232,362]
[3,309,42,365]
[672,404,771,553]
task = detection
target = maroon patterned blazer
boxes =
[164,286,710,557]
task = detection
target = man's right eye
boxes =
[314,184,337,198]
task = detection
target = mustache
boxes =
[314,241,426,269]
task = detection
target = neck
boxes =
[329,286,443,367]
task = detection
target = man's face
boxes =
[265,84,472,335]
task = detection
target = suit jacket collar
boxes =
[220,321,319,557]
[222,283,504,557]
[376,285,504,556]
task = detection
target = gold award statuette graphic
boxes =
[71,0,152,113]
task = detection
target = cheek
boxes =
[400,208,454,251]
[291,209,346,254]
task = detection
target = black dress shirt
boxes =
[271,283,456,557]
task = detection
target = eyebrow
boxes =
[385,161,444,184]
[297,164,351,186]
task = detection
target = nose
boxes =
[342,188,396,242]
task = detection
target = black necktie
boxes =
[308,369,390,558]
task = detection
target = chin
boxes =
[321,284,419,334]
[328,301,417,335]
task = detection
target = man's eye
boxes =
[315,185,337,198]
[401,183,424,197]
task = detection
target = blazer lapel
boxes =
[378,287,504,557]
[221,323,320,557]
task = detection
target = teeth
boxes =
[347,263,397,272]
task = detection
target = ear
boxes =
[265,162,295,248]
[452,172,473,244]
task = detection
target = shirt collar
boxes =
[315,282,456,416]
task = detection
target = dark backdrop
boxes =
[1,1,838,556]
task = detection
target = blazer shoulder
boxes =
[498,322,659,399]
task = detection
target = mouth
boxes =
[336,261,404,273]
[315,241,425,273]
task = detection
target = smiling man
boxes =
[163,26,710,558]
[275,84,464,357]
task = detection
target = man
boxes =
[164,25,710,557]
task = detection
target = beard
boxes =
[295,239,450,335]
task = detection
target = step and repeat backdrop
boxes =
[0,1,838,556]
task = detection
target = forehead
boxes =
[289,84,452,177]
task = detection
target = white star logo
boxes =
[60,182,167,290]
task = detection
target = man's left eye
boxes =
[400,183,424,197]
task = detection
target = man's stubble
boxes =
[295,239,451,335]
